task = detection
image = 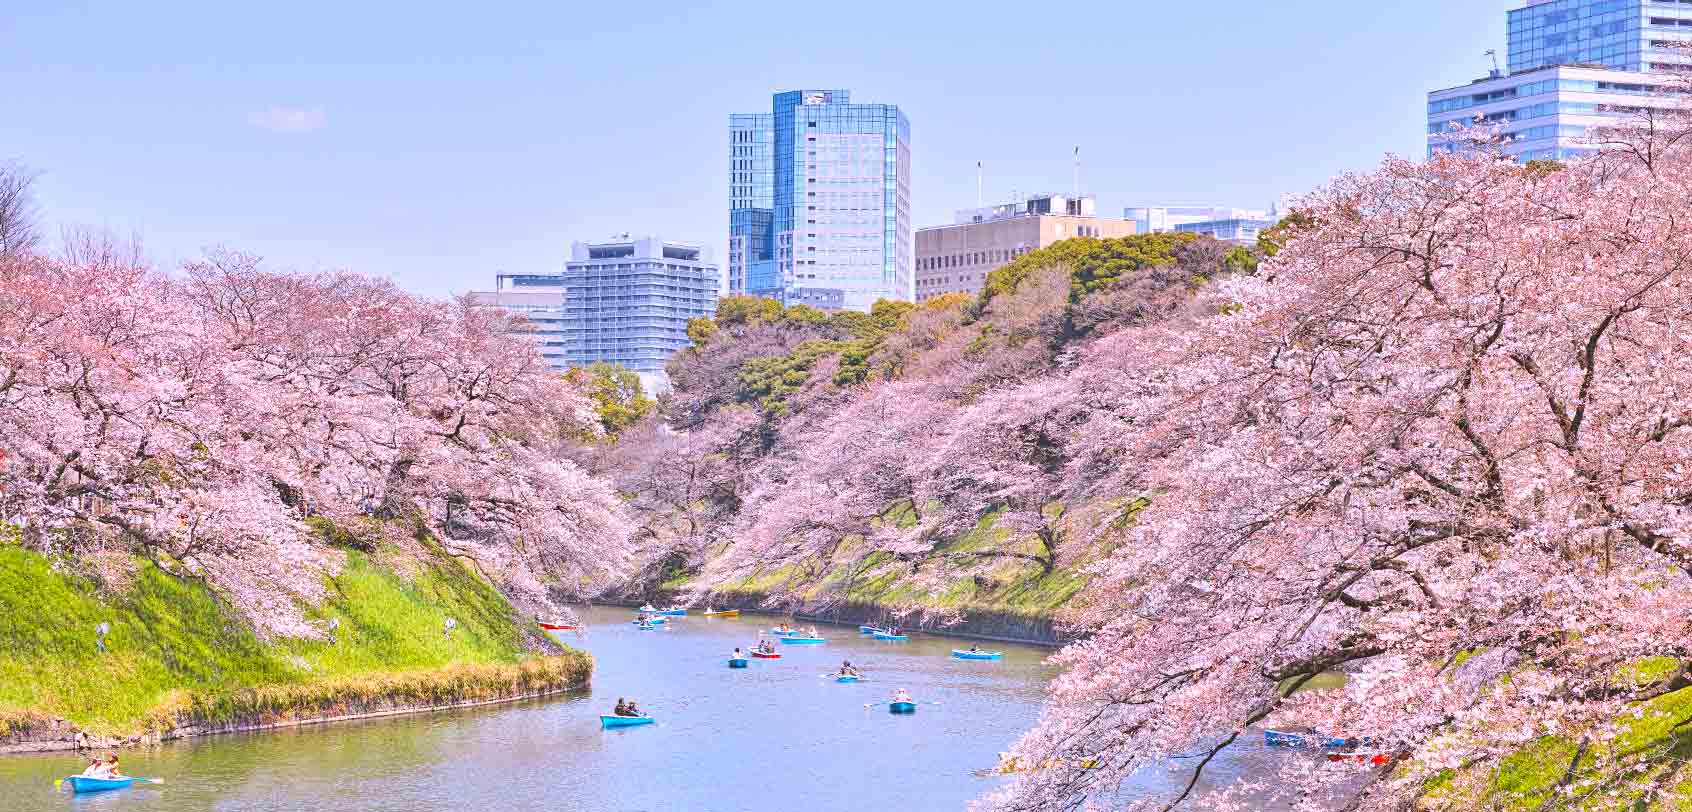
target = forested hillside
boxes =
[599,230,1265,624]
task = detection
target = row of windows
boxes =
[917,247,1032,271]
[1430,100,1653,132]
[1429,76,1683,116]
[1510,0,1636,28]
[916,273,985,287]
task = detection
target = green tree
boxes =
[567,362,655,439]
[686,316,718,347]
[781,304,830,327]
[1255,209,1317,260]
[713,295,784,327]
[981,232,1200,304]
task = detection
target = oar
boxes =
[862,701,940,708]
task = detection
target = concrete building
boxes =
[466,275,569,371]
[914,194,1136,302]
[729,89,913,311]
[1427,1,1692,162]
[562,235,719,393]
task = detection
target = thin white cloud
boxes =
[247,106,327,133]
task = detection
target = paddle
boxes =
[862,701,940,708]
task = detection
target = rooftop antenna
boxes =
[1486,49,1502,78]
[1072,146,1080,201]
[976,161,983,209]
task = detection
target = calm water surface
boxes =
[0,607,1282,811]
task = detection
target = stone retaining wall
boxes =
[0,679,588,755]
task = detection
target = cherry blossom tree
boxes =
[983,126,1692,811]
[0,250,630,635]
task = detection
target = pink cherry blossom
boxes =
[1,250,629,636]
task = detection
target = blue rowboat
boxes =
[835,674,861,683]
[601,714,655,729]
[729,658,749,668]
[655,609,687,616]
[858,625,882,634]
[951,649,1003,660]
[631,617,666,625]
[889,701,917,714]
[784,636,825,644]
[1264,730,1353,749]
[64,776,138,793]
[873,632,908,641]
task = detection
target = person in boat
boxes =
[79,755,109,777]
[969,644,980,653]
[614,698,629,716]
[733,647,744,659]
[625,700,642,717]
[807,625,819,637]
[84,753,121,778]
[892,688,912,703]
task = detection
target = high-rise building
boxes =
[561,236,718,393]
[1426,1,1692,162]
[915,194,1136,302]
[729,90,912,312]
[466,275,569,371]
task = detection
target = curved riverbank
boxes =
[0,656,591,754]
[612,592,1066,647]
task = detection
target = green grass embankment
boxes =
[1415,658,1692,811]
[0,541,589,739]
[704,500,1137,626]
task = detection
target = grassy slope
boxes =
[0,541,589,737]
[1417,659,1692,811]
[704,501,1126,619]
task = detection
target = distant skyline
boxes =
[2,1,1501,299]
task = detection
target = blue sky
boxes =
[3,1,1499,298]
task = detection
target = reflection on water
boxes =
[0,608,1063,811]
[1,608,1308,810]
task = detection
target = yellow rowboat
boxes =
[977,755,1101,776]
[701,609,740,617]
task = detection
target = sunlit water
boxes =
[0,607,1297,810]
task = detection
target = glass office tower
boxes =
[1428,0,1692,162]
[1506,0,1692,74]
[728,90,912,311]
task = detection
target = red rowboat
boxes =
[750,649,782,659]
[538,621,579,631]
[1325,752,1392,766]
